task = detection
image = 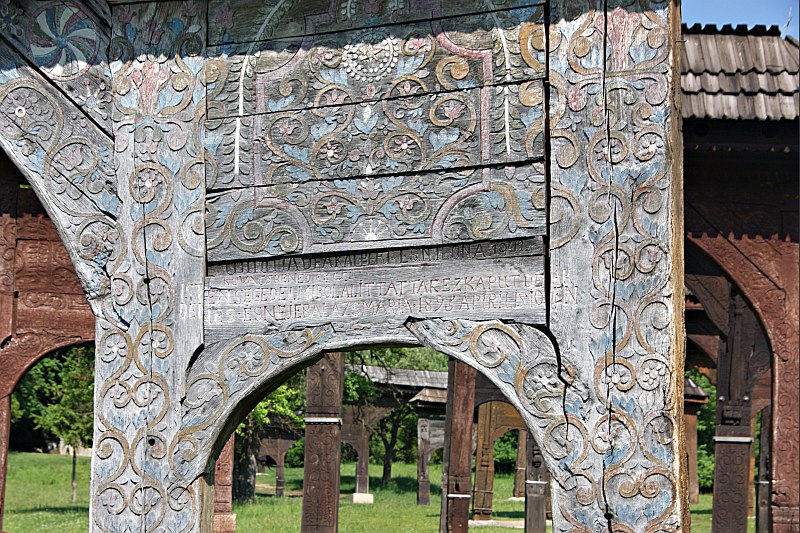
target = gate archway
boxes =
[0,0,686,530]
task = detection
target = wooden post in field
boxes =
[440,360,476,533]
[301,353,345,533]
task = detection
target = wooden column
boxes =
[525,433,546,533]
[213,435,236,533]
[353,432,370,496]
[684,400,704,504]
[301,353,345,533]
[712,293,754,533]
[472,402,495,521]
[0,395,10,533]
[261,437,297,497]
[756,406,772,533]
[440,360,476,533]
[417,417,432,506]
[513,431,526,498]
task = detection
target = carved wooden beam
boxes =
[0,37,118,313]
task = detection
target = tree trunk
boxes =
[71,448,77,503]
[381,446,394,486]
[233,451,256,503]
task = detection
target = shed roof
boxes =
[349,365,448,389]
[681,24,799,120]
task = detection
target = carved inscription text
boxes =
[205,238,545,337]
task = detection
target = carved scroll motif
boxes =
[547,1,683,530]
[90,3,208,531]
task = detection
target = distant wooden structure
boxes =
[0,163,94,530]
[681,23,799,531]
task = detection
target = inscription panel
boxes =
[205,238,545,341]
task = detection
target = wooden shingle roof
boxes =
[681,24,799,120]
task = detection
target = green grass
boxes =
[3,453,757,532]
[236,462,525,533]
[3,452,91,533]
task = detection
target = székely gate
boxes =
[0,0,685,530]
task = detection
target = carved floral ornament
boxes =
[0,0,685,531]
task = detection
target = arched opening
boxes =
[201,337,559,531]
[684,240,774,526]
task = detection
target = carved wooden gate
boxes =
[0,0,685,530]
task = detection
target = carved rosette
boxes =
[547,1,683,530]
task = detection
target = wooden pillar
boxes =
[301,353,345,533]
[0,395,10,533]
[261,437,297,497]
[417,417,431,506]
[213,435,236,533]
[749,417,757,517]
[684,400,704,504]
[756,406,772,533]
[513,430,526,498]
[712,293,754,533]
[354,431,370,495]
[440,360,476,533]
[524,432,546,533]
[471,402,495,521]
[275,452,286,498]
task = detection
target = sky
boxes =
[683,0,799,36]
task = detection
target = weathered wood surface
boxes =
[301,353,345,533]
[207,82,544,191]
[0,0,113,132]
[206,165,546,259]
[207,0,545,47]
[439,360,476,533]
[0,1,687,531]
[0,37,118,307]
[207,6,546,120]
[205,238,545,343]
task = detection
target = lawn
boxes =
[3,452,755,532]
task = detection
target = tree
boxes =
[686,368,716,491]
[34,346,94,502]
[348,348,448,485]
[233,380,305,502]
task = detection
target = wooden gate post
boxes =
[417,417,432,506]
[513,431,527,498]
[440,360,476,533]
[213,436,236,533]
[524,432,546,533]
[712,293,755,533]
[471,402,496,520]
[301,353,345,533]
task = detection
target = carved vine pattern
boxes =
[204,0,548,259]
[548,1,681,530]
